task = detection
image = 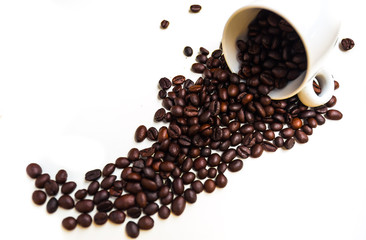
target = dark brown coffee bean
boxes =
[262,141,278,152]
[154,108,166,122]
[236,145,250,159]
[158,205,171,219]
[44,180,58,196]
[251,144,264,158]
[274,136,284,147]
[204,179,216,193]
[138,216,154,230]
[284,138,295,149]
[143,202,159,215]
[191,180,204,193]
[190,4,202,13]
[55,169,67,184]
[115,157,130,168]
[215,173,228,188]
[280,128,295,139]
[75,199,94,213]
[171,196,186,216]
[295,130,309,143]
[58,195,74,209]
[85,169,101,181]
[74,189,88,200]
[126,221,140,238]
[160,20,169,29]
[141,178,158,192]
[135,125,147,142]
[325,109,343,120]
[87,181,100,195]
[126,206,142,219]
[93,190,109,204]
[109,210,126,224]
[35,173,50,188]
[114,194,135,210]
[62,217,77,230]
[172,178,184,195]
[228,159,243,172]
[94,212,108,225]
[46,197,58,213]
[340,38,355,51]
[191,63,206,73]
[61,181,77,194]
[101,175,116,189]
[183,46,193,57]
[77,213,92,228]
[221,149,237,163]
[159,77,171,90]
[26,163,42,178]
[32,190,47,205]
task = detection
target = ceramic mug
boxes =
[222,0,341,107]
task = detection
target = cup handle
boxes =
[297,68,334,107]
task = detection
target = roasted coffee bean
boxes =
[183,46,193,57]
[62,217,77,230]
[204,179,216,193]
[251,144,264,158]
[143,203,159,215]
[190,4,202,13]
[126,221,140,238]
[26,163,42,179]
[141,178,158,192]
[87,181,100,195]
[183,188,197,203]
[135,125,147,142]
[284,138,295,149]
[55,169,67,184]
[75,200,94,213]
[44,180,59,196]
[191,63,206,73]
[77,213,92,228]
[158,205,171,219]
[221,149,237,163]
[146,127,158,141]
[236,145,250,159]
[93,190,109,204]
[340,38,355,51]
[32,190,47,205]
[159,77,171,90]
[154,108,166,122]
[215,173,228,188]
[61,181,77,194]
[280,128,295,139]
[191,180,204,193]
[46,197,58,213]
[171,196,186,216]
[126,206,142,219]
[172,178,184,195]
[274,136,284,147]
[58,195,74,209]
[295,130,309,143]
[160,20,169,29]
[94,212,108,225]
[101,175,116,189]
[114,194,135,210]
[138,215,154,230]
[109,210,126,224]
[262,141,278,152]
[85,169,101,181]
[228,159,243,172]
[325,109,343,120]
[35,173,50,188]
[115,157,130,168]
[127,148,140,161]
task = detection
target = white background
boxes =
[0,0,365,239]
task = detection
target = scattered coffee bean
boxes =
[126,221,140,238]
[55,169,68,184]
[340,38,355,51]
[61,181,77,194]
[184,46,193,57]
[135,125,147,142]
[138,215,154,230]
[35,173,50,188]
[190,4,202,13]
[32,190,47,205]
[171,196,186,216]
[46,197,58,213]
[94,212,108,225]
[62,217,77,230]
[58,195,74,209]
[325,109,343,120]
[26,163,42,178]
[160,20,169,29]
[77,213,92,228]
[85,169,102,181]
[109,210,126,224]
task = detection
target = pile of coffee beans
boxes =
[26,41,342,238]
[236,10,307,91]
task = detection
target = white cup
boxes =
[222,0,341,107]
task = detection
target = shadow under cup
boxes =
[222,7,310,101]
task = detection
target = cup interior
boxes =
[222,6,309,100]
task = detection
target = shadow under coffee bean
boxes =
[236,10,307,93]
